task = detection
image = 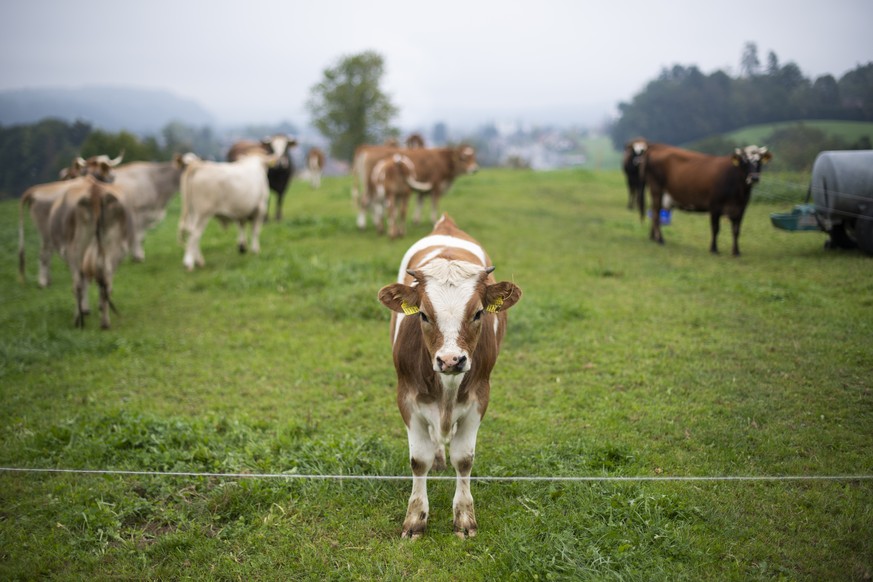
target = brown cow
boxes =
[378,214,521,539]
[353,145,478,231]
[19,155,121,288]
[306,147,325,189]
[47,176,134,328]
[641,143,772,255]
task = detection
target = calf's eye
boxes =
[473,309,484,321]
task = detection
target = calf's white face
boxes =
[415,259,485,374]
[380,257,520,376]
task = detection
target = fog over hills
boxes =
[0,86,216,133]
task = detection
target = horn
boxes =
[406,269,416,277]
[485,266,496,274]
[109,150,124,166]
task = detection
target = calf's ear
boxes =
[378,283,420,314]
[484,281,522,313]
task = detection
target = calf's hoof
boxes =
[453,507,478,539]
[401,511,428,540]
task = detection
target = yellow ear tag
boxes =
[486,296,504,313]
[401,301,420,316]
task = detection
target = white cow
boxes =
[112,160,183,262]
[178,153,277,271]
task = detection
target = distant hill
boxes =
[0,86,216,133]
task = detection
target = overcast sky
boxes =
[2,0,871,130]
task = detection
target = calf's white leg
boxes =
[403,417,435,539]
[451,412,481,538]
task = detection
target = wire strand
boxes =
[1,466,871,483]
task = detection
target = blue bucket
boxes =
[647,209,672,225]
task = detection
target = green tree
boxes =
[740,42,760,77]
[161,122,222,159]
[839,63,873,120]
[306,51,399,162]
[0,119,92,198]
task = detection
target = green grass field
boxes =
[2,168,871,580]
[723,120,873,146]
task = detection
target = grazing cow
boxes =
[306,147,325,189]
[622,138,648,215]
[378,214,522,539]
[641,143,772,255]
[19,156,121,288]
[178,152,277,270]
[47,176,134,328]
[353,145,479,231]
[405,146,479,227]
[370,154,433,238]
[227,134,297,220]
[111,160,183,262]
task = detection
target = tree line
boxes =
[0,119,256,199]
[609,43,873,149]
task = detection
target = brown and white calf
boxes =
[378,214,521,539]
[306,147,325,188]
[47,176,134,328]
[370,153,432,238]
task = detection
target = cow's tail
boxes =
[636,153,648,222]
[396,155,432,192]
[17,192,32,283]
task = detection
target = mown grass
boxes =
[1,168,871,580]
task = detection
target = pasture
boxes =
[2,168,871,579]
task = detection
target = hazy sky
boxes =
[2,0,871,129]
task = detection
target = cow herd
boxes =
[16,135,321,328]
[18,132,776,538]
[18,133,485,330]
